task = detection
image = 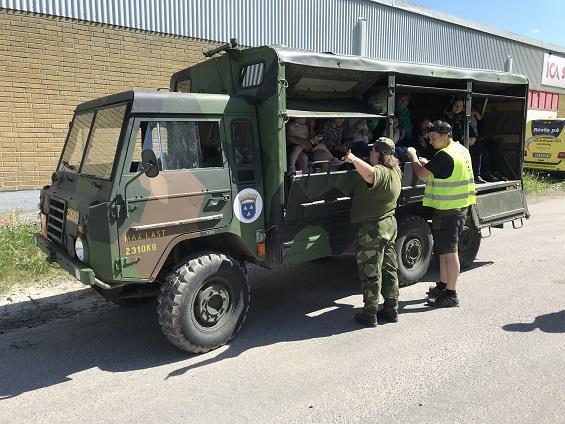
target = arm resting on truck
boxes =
[343,150,376,185]
[406,147,431,181]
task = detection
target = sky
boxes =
[410,0,565,47]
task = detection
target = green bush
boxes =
[522,171,565,196]
[0,217,67,294]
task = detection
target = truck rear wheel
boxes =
[458,217,481,269]
[396,216,433,286]
[157,251,250,354]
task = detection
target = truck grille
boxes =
[47,198,66,245]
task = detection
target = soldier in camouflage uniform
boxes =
[343,137,402,327]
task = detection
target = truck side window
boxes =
[130,121,222,171]
[240,63,264,88]
[231,120,254,165]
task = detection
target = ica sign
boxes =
[542,54,565,89]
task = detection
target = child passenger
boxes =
[286,118,343,173]
[392,115,408,160]
[344,118,371,157]
[396,93,413,140]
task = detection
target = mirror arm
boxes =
[123,165,157,218]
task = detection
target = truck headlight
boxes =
[75,236,87,262]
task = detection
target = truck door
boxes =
[117,117,232,280]
[225,115,265,258]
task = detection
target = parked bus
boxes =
[524,118,565,172]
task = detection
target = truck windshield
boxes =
[58,103,127,179]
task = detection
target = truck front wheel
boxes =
[157,251,250,354]
[396,216,433,286]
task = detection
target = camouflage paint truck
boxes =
[35,43,529,353]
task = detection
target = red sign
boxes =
[542,54,565,89]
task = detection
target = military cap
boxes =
[374,137,396,155]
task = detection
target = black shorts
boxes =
[432,208,468,255]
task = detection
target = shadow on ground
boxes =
[0,256,363,398]
[0,255,495,398]
[502,310,565,333]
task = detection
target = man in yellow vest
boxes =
[406,120,476,307]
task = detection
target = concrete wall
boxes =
[0,10,217,191]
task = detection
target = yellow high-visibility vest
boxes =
[423,141,476,210]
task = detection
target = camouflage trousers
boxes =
[355,216,399,315]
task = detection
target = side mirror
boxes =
[141,149,159,178]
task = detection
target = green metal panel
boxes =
[474,186,528,227]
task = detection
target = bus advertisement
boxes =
[524,119,565,172]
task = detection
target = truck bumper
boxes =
[34,234,111,289]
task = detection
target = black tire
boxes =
[458,217,481,270]
[396,216,433,287]
[157,251,250,354]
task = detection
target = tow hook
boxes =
[512,218,524,229]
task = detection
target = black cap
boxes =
[429,120,452,135]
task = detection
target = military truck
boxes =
[35,42,529,353]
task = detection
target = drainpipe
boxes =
[505,55,514,72]
[355,17,367,56]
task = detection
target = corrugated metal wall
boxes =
[1,0,561,91]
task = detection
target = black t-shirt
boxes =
[425,150,454,179]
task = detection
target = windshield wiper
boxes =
[61,160,77,171]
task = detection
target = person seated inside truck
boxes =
[316,118,350,159]
[395,93,413,141]
[367,86,388,115]
[366,86,387,140]
[286,117,343,173]
[343,118,372,158]
[392,115,409,161]
[409,116,436,160]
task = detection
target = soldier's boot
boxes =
[357,285,379,327]
[354,312,377,327]
[377,308,398,323]
[378,299,399,323]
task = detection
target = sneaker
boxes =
[288,165,296,174]
[427,283,446,302]
[474,175,487,184]
[493,171,508,181]
[377,308,398,323]
[427,291,459,308]
[482,172,499,182]
[354,312,377,327]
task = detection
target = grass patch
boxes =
[0,216,68,295]
[522,171,565,196]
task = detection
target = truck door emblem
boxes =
[234,189,262,223]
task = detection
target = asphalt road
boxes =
[1,195,564,424]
